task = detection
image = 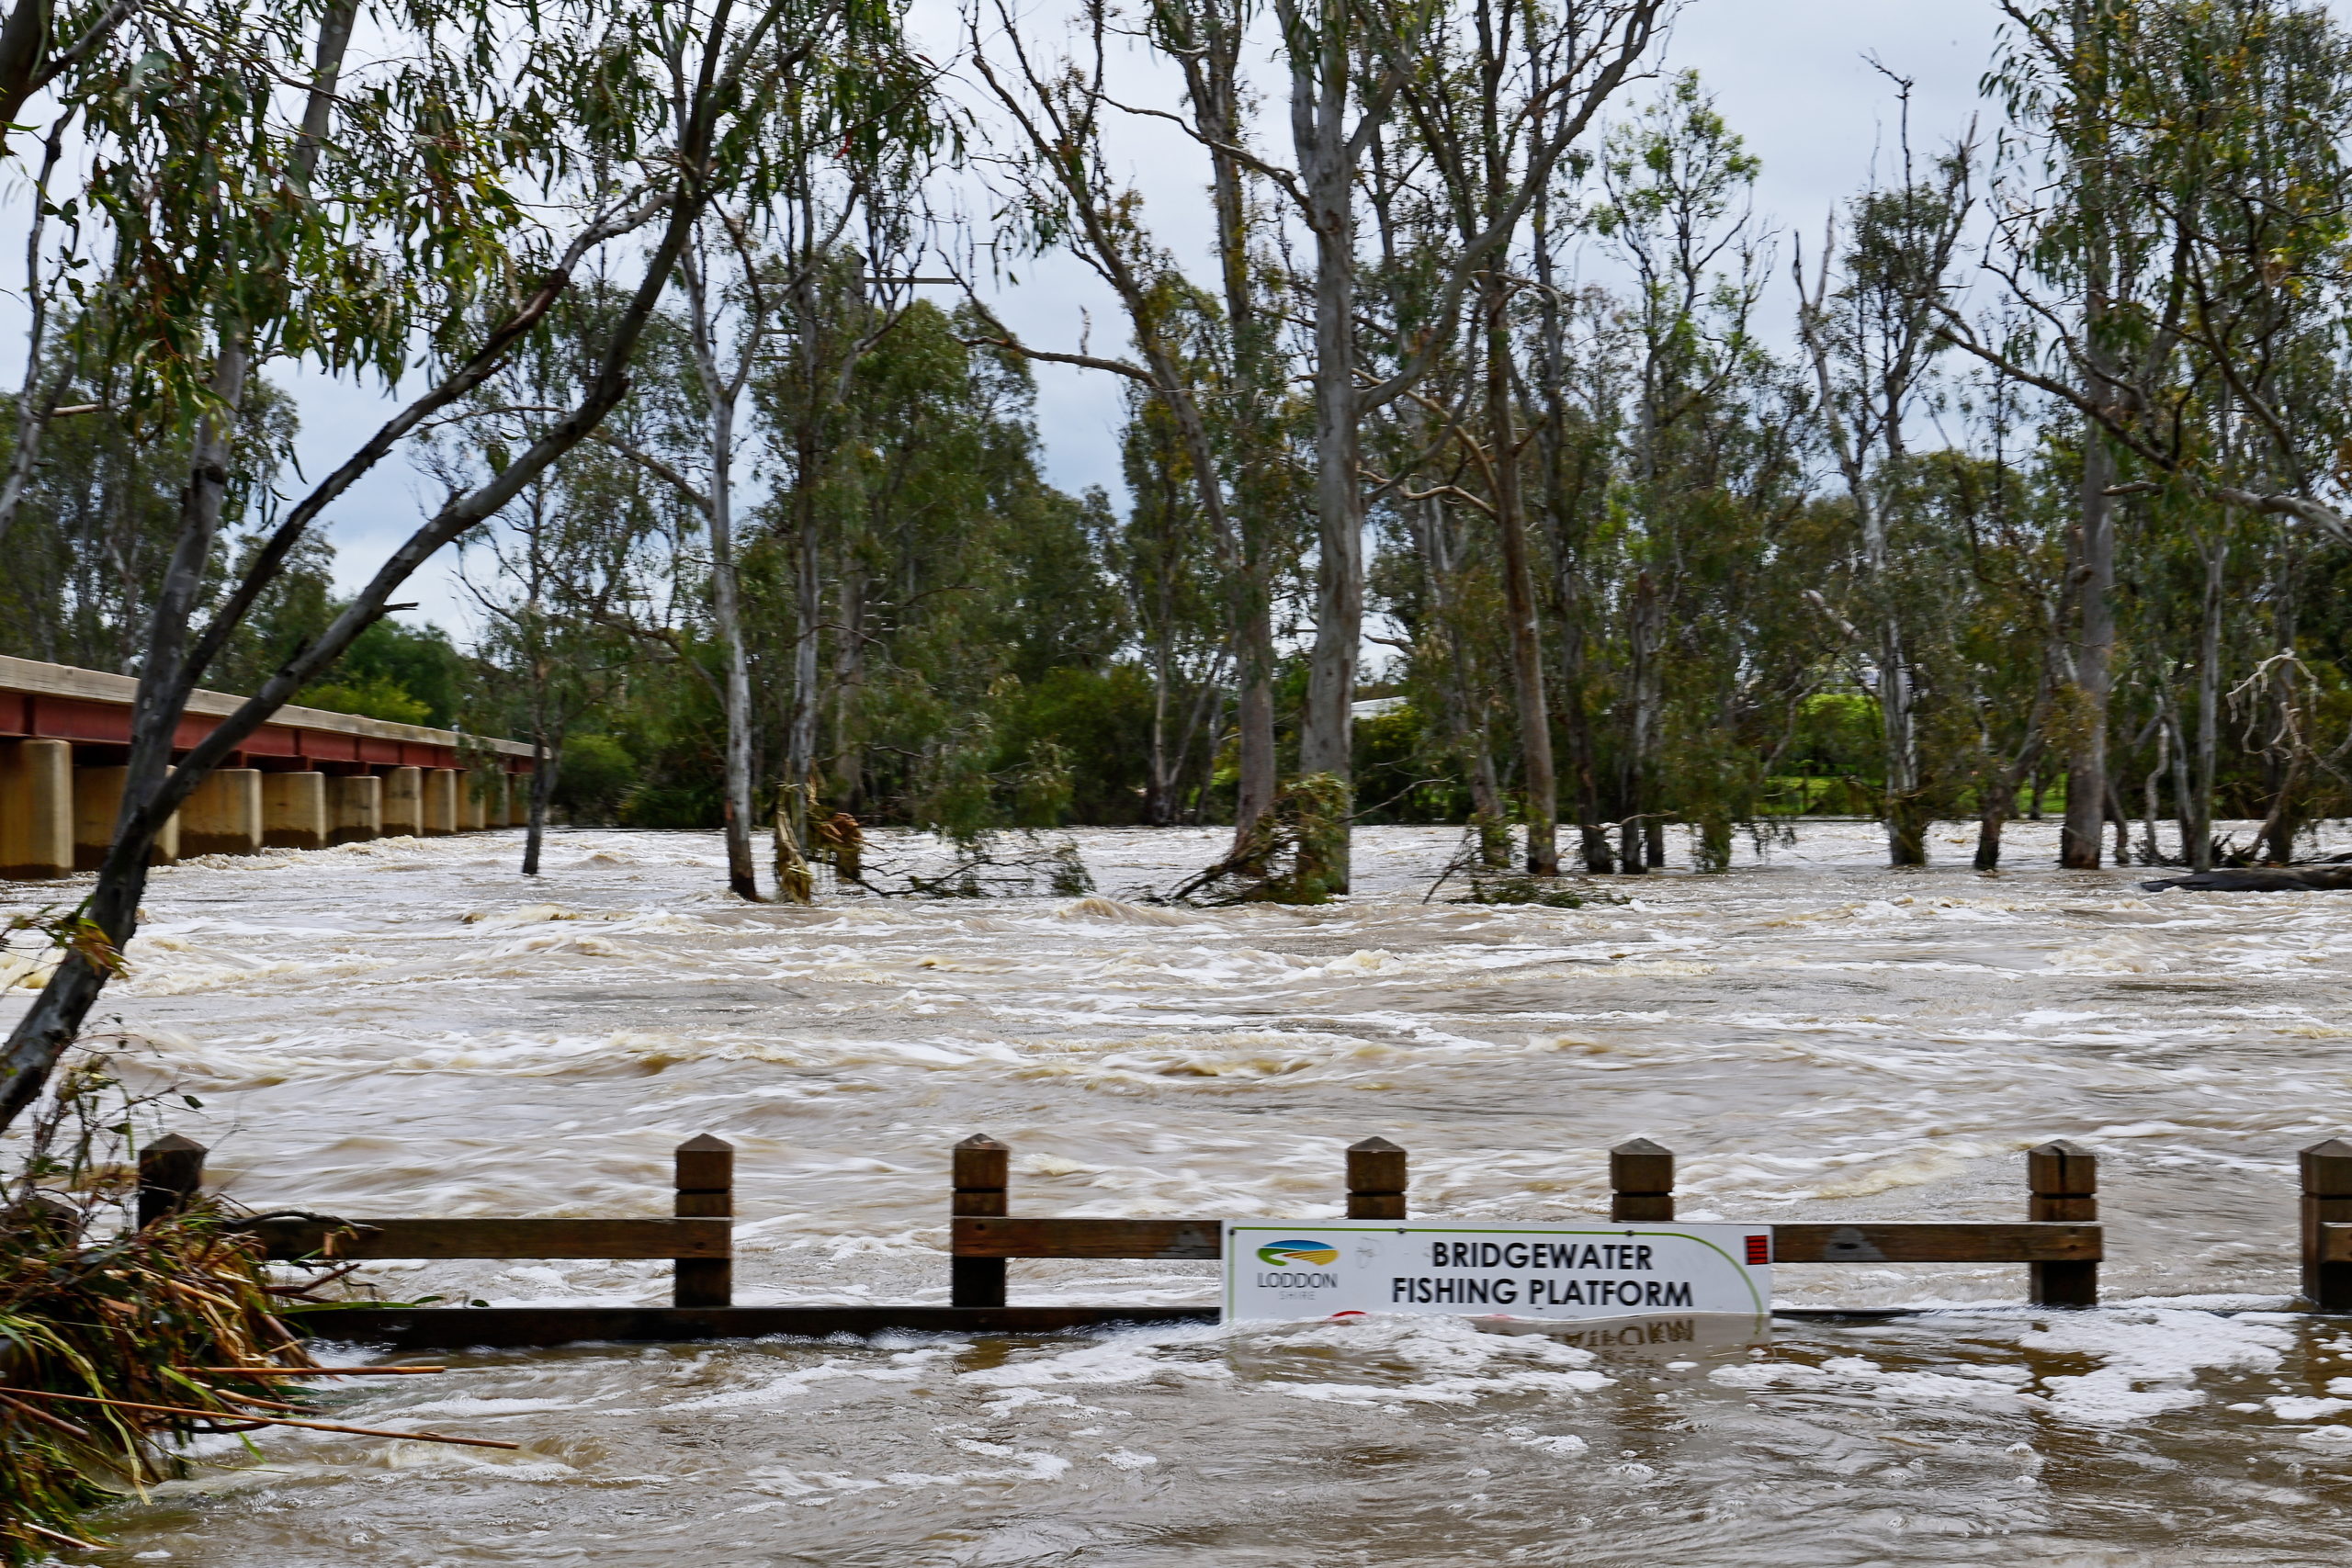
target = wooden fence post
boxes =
[2028,1140,2098,1307]
[1346,1137,1408,1220]
[673,1134,733,1309]
[952,1134,1010,1307]
[1610,1138,1674,1222]
[2302,1137,2352,1313]
[137,1134,207,1229]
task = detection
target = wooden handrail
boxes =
[1768,1222,2099,1264]
[953,1217,1221,1259]
[237,1216,732,1261]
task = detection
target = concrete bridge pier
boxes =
[382,767,423,837]
[74,766,179,869]
[1,738,73,879]
[182,768,264,858]
[328,774,381,845]
[423,768,458,836]
[263,772,328,851]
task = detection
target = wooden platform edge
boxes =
[286,1304,1222,1348]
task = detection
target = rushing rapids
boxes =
[8,821,2352,1564]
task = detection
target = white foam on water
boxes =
[2018,1309,2294,1424]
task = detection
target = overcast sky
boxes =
[223,0,2017,632]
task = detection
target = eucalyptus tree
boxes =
[1146,0,1292,850]
[1115,377,1234,822]
[0,0,902,1131]
[1588,71,1771,871]
[1521,278,1633,871]
[967,0,1257,835]
[714,32,938,897]
[1950,0,2352,867]
[1262,0,1669,888]
[764,212,941,884]
[1381,0,1674,875]
[978,0,1305,853]
[457,460,662,877]
[790,299,1125,837]
[437,298,682,876]
[1794,85,1973,866]
[606,250,936,898]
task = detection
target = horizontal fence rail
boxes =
[235,1217,733,1261]
[1762,1223,2100,1264]
[953,1217,1224,1259]
[109,1126,2352,1349]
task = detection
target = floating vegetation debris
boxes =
[0,1059,501,1561]
[1450,874,1609,908]
[842,833,1096,898]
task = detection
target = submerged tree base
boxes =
[1164,774,1353,906]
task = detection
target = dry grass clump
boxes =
[0,1062,325,1562]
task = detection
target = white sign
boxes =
[1224,1221,1772,1325]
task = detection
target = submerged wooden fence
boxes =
[946,1134,2105,1307]
[123,1130,2352,1349]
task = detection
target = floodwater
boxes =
[7,820,2352,1565]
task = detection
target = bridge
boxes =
[0,656,533,880]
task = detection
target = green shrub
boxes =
[551,734,638,824]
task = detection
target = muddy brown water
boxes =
[7,821,2352,1565]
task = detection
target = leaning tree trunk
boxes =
[0,7,714,1132]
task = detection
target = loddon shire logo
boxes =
[1257,1239,1341,1268]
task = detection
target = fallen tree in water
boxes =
[1161,774,1351,906]
[2142,866,2352,893]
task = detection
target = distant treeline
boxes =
[6,1,2352,897]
